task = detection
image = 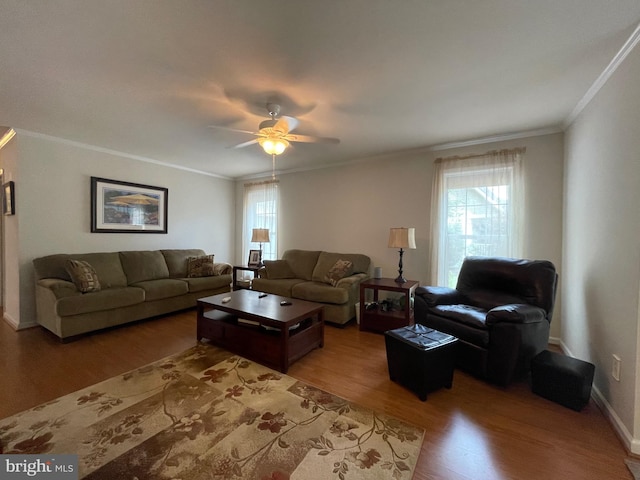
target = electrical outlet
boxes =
[612,354,621,381]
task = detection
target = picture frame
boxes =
[2,181,15,216]
[248,249,262,267]
[91,177,168,233]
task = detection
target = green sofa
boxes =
[251,249,371,325]
[33,249,232,340]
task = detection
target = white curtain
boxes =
[243,179,279,266]
[429,148,526,286]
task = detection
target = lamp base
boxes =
[395,248,406,283]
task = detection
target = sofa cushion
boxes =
[161,249,206,277]
[424,312,490,348]
[33,252,128,288]
[187,255,215,277]
[130,279,189,301]
[183,275,232,293]
[263,260,296,279]
[431,304,488,329]
[282,250,321,281]
[292,281,349,305]
[56,287,145,316]
[323,259,354,286]
[251,278,305,297]
[65,260,101,293]
[312,252,370,283]
[74,253,129,288]
[465,289,526,312]
[120,250,170,284]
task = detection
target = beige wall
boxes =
[3,132,235,329]
[564,43,640,450]
[236,132,565,339]
[0,134,20,328]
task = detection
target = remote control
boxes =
[221,297,231,303]
[258,293,268,298]
[280,301,292,306]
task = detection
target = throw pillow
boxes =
[187,254,215,277]
[65,259,101,293]
[263,260,296,279]
[324,259,354,286]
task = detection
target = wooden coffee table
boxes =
[197,289,324,373]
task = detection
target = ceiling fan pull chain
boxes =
[272,153,276,180]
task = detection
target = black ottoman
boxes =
[531,350,595,411]
[384,324,458,401]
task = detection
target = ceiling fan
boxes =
[209,103,340,156]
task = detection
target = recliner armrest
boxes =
[415,286,464,307]
[486,304,546,326]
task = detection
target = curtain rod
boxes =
[244,179,280,188]
[436,147,526,163]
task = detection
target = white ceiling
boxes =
[1,1,639,179]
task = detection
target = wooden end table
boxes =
[232,265,260,290]
[197,290,324,373]
[359,278,418,333]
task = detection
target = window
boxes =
[430,149,525,286]
[243,180,279,264]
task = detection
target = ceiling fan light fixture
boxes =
[259,137,289,155]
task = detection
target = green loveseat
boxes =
[251,249,371,325]
[33,249,232,340]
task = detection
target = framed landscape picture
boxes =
[91,177,168,233]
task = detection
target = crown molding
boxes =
[0,128,16,149]
[12,129,231,180]
[236,126,567,181]
[565,21,640,127]
[428,127,563,152]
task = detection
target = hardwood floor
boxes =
[1,311,632,479]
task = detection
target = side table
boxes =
[232,265,260,291]
[359,278,418,333]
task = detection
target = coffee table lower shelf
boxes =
[198,310,323,373]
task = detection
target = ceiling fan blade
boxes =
[285,133,340,144]
[208,124,257,136]
[230,139,259,149]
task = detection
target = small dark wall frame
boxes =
[2,181,15,216]
[91,177,168,233]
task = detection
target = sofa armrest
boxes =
[335,272,369,289]
[37,279,81,299]
[415,286,464,307]
[213,262,233,276]
[486,304,546,326]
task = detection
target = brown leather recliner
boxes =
[414,256,558,386]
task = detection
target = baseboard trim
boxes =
[591,386,640,455]
[560,339,639,455]
[3,312,19,330]
[3,314,37,331]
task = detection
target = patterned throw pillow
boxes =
[187,255,216,277]
[324,259,354,286]
[65,259,101,293]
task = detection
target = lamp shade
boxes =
[388,227,416,249]
[251,228,270,243]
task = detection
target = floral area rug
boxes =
[0,343,424,479]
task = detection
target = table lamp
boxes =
[388,227,416,283]
[251,228,270,267]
